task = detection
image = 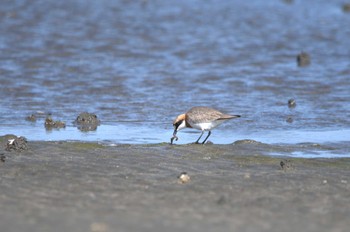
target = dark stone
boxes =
[75,112,100,125]
[25,114,37,122]
[216,195,227,205]
[74,112,100,131]
[297,52,310,67]
[0,154,5,162]
[280,159,294,171]
[45,115,66,129]
[286,117,293,123]
[343,4,350,12]
[288,99,296,108]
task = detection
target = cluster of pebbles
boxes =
[25,112,100,132]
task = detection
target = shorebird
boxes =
[171,106,241,144]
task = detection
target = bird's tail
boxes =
[218,114,241,120]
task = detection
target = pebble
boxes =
[288,99,296,108]
[25,114,37,122]
[297,52,311,67]
[286,117,293,123]
[216,195,227,205]
[178,172,190,184]
[0,154,6,162]
[244,173,251,179]
[280,159,294,171]
[343,4,350,12]
[90,222,108,232]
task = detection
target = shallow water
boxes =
[0,0,350,157]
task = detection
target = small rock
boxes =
[297,52,311,67]
[340,179,347,184]
[342,3,350,12]
[25,114,37,122]
[244,173,251,179]
[0,154,6,162]
[216,195,227,205]
[323,179,328,184]
[45,115,66,129]
[178,172,190,184]
[280,159,294,171]
[90,222,108,232]
[286,117,293,123]
[6,136,28,152]
[288,99,296,108]
[74,112,100,131]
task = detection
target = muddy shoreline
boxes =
[1,140,349,232]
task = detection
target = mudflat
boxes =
[0,139,349,232]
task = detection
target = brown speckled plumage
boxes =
[186,106,238,125]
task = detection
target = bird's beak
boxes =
[170,125,179,144]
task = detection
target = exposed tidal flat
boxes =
[1,0,350,231]
[1,139,350,232]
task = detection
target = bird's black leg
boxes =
[195,131,204,144]
[202,131,211,144]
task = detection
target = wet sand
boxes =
[1,139,349,232]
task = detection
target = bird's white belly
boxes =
[190,121,224,131]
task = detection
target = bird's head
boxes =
[172,113,186,135]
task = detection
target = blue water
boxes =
[0,0,350,157]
